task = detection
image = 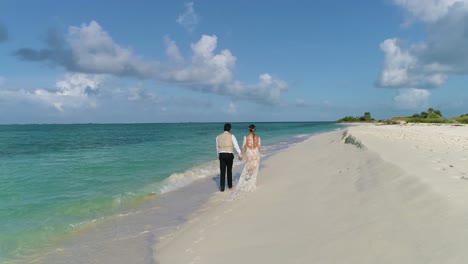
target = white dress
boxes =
[229,134,261,200]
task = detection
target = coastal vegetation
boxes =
[337,108,468,124]
[336,112,375,123]
[388,108,468,124]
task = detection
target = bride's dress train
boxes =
[229,135,260,200]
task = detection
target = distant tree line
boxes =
[337,112,375,123]
[389,108,445,123]
[410,108,443,119]
[336,108,468,124]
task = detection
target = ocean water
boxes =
[0,122,341,262]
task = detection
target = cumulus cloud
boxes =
[393,0,468,23]
[0,73,105,115]
[15,21,287,105]
[0,73,167,117]
[162,35,288,104]
[393,88,431,110]
[377,38,448,88]
[163,35,287,104]
[378,0,468,106]
[164,36,184,64]
[33,73,105,112]
[15,21,158,78]
[0,22,7,43]
[176,2,199,32]
[163,35,235,86]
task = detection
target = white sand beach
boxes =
[155,124,468,264]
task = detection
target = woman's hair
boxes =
[248,124,256,145]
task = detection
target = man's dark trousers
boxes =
[219,153,234,191]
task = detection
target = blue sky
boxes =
[0,0,467,123]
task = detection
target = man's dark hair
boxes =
[224,123,231,131]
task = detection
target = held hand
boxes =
[238,156,243,161]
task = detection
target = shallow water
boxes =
[0,122,341,262]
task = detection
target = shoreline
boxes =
[14,129,334,264]
[17,174,219,264]
[155,125,468,264]
[16,123,468,263]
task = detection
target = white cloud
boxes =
[164,35,235,86]
[176,2,199,32]
[393,88,431,110]
[163,35,287,104]
[14,21,158,78]
[33,73,105,112]
[0,74,163,116]
[378,0,468,109]
[254,73,288,102]
[393,0,468,23]
[377,38,448,88]
[15,21,288,105]
[0,74,105,115]
[68,21,158,77]
[378,39,416,87]
[164,36,184,63]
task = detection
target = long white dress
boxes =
[229,134,261,200]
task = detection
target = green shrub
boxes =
[337,112,375,123]
[452,116,468,124]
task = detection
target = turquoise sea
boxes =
[0,122,341,262]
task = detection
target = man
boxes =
[216,123,242,192]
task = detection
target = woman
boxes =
[230,124,261,199]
